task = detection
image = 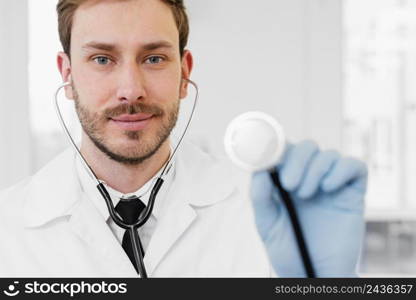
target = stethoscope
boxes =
[54,78,199,278]
[55,79,315,278]
[224,112,316,277]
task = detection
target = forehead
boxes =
[71,0,179,52]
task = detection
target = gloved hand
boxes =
[251,141,368,277]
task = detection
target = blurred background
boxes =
[0,0,415,277]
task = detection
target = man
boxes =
[0,0,367,277]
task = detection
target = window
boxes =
[344,0,416,275]
[344,0,416,213]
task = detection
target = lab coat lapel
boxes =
[143,195,196,275]
[68,194,138,277]
[23,149,138,277]
[144,141,236,275]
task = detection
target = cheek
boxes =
[146,71,182,103]
[73,69,112,110]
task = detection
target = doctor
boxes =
[0,0,367,277]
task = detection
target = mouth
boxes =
[110,113,154,131]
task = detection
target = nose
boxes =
[116,61,147,103]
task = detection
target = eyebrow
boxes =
[143,41,174,51]
[81,40,174,52]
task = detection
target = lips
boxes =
[111,113,153,122]
[110,113,154,131]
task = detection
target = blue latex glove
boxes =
[251,141,368,277]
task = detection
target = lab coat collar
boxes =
[174,140,236,208]
[23,140,236,228]
[76,144,176,223]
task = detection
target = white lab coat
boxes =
[0,140,274,277]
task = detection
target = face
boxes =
[58,0,193,165]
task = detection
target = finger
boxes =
[297,150,340,199]
[321,157,368,193]
[250,171,281,236]
[279,140,319,192]
[251,171,274,206]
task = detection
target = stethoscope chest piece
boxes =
[224,111,286,172]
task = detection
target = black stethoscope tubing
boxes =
[55,78,199,278]
[269,169,316,278]
[97,179,164,278]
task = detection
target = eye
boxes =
[93,56,112,65]
[145,56,165,64]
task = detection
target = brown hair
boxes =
[57,0,189,57]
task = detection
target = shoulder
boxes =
[0,177,32,229]
[0,177,31,206]
[0,148,73,219]
[179,135,251,184]
[179,135,255,223]
[177,136,251,200]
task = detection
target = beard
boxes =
[73,87,180,165]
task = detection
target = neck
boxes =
[80,134,171,194]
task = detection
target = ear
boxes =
[57,51,75,99]
[179,50,194,99]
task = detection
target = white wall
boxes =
[0,0,31,189]
[186,0,342,152]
